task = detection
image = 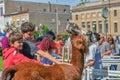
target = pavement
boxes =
[0,71,2,80]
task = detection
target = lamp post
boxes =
[102,7,109,38]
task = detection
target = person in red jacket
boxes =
[54,35,64,55]
[3,32,43,70]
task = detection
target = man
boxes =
[99,33,112,58]
[84,32,103,80]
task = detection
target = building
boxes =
[0,0,71,33]
[72,0,120,36]
[4,10,29,28]
[4,9,70,33]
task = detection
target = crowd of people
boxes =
[0,22,120,80]
[83,33,120,80]
[1,22,67,70]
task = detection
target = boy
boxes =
[20,22,61,64]
[3,33,43,70]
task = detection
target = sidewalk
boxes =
[0,71,2,78]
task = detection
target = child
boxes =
[20,22,61,64]
[37,37,55,64]
[54,34,64,56]
[3,33,43,70]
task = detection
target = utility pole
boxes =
[56,0,59,34]
[102,7,109,38]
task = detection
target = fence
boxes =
[86,56,120,80]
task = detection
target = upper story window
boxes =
[63,9,66,13]
[19,6,22,11]
[43,9,46,12]
[114,10,117,16]
[76,14,78,20]
[55,9,56,12]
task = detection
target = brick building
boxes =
[72,0,120,36]
[0,0,71,33]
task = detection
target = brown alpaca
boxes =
[2,34,88,80]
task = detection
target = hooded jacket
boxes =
[3,47,43,69]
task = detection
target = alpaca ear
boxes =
[71,29,79,35]
[66,29,72,34]
[66,29,79,35]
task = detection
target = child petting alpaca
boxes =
[37,37,55,64]
[3,32,43,70]
[20,22,61,64]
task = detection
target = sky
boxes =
[15,0,97,7]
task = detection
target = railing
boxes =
[86,68,120,80]
[85,56,120,80]
[102,56,120,70]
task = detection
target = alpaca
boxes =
[2,34,88,80]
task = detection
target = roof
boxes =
[3,9,29,17]
[8,0,70,7]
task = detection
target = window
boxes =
[43,9,46,12]
[19,6,22,11]
[114,10,117,16]
[63,9,66,13]
[0,7,3,16]
[16,20,20,26]
[82,22,85,28]
[55,9,56,12]
[98,21,102,33]
[51,19,55,23]
[22,18,25,23]
[92,21,96,32]
[114,23,118,32]
[87,22,90,30]
[76,15,78,20]
[6,22,9,26]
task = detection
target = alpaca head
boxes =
[66,29,88,53]
[71,34,88,53]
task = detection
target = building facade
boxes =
[0,0,70,33]
[72,0,120,36]
[4,10,70,33]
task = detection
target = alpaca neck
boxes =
[70,46,84,73]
